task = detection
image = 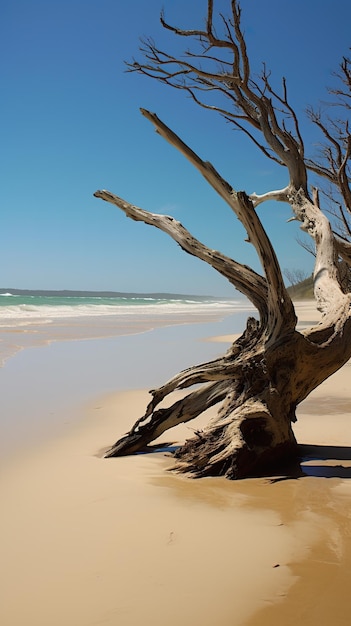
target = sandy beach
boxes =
[1,301,351,625]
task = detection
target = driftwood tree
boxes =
[94,1,351,478]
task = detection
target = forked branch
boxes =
[95,2,351,477]
[139,109,296,339]
[128,0,308,190]
[94,188,268,319]
[105,380,229,457]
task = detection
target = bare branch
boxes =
[138,108,296,338]
[288,188,346,314]
[296,233,316,257]
[94,188,268,319]
[105,380,229,457]
[127,0,309,191]
[97,4,351,479]
[306,54,351,216]
[336,237,351,264]
[250,186,290,207]
[146,319,263,411]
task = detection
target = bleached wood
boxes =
[95,119,351,477]
[94,189,268,320]
[95,1,351,478]
[249,187,290,207]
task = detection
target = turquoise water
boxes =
[0,290,250,324]
[0,290,255,366]
[0,292,221,307]
[0,314,250,459]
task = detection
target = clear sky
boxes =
[2,0,350,296]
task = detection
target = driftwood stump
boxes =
[94,2,351,478]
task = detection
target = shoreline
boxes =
[0,309,253,461]
[2,300,351,624]
[0,298,254,368]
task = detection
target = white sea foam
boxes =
[0,300,253,327]
[0,298,256,369]
[0,301,242,319]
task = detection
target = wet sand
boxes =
[1,301,351,625]
[0,390,299,626]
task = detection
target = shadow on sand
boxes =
[299,443,351,478]
[136,442,351,480]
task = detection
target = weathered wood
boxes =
[95,1,351,478]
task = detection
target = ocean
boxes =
[0,290,255,457]
[0,290,254,367]
[0,290,249,324]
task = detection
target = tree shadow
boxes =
[298,443,351,478]
[131,442,351,480]
[134,442,180,455]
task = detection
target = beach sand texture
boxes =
[1,301,351,625]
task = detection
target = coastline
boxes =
[0,294,251,367]
[1,300,351,624]
[0,310,251,460]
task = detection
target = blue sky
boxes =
[1,0,350,296]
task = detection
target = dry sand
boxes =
[1,301,351,625]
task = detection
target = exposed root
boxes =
[172,400,298,479]
[104,380,228,457]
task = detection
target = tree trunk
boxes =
[101,303,351,479]
[94,106,351,479]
